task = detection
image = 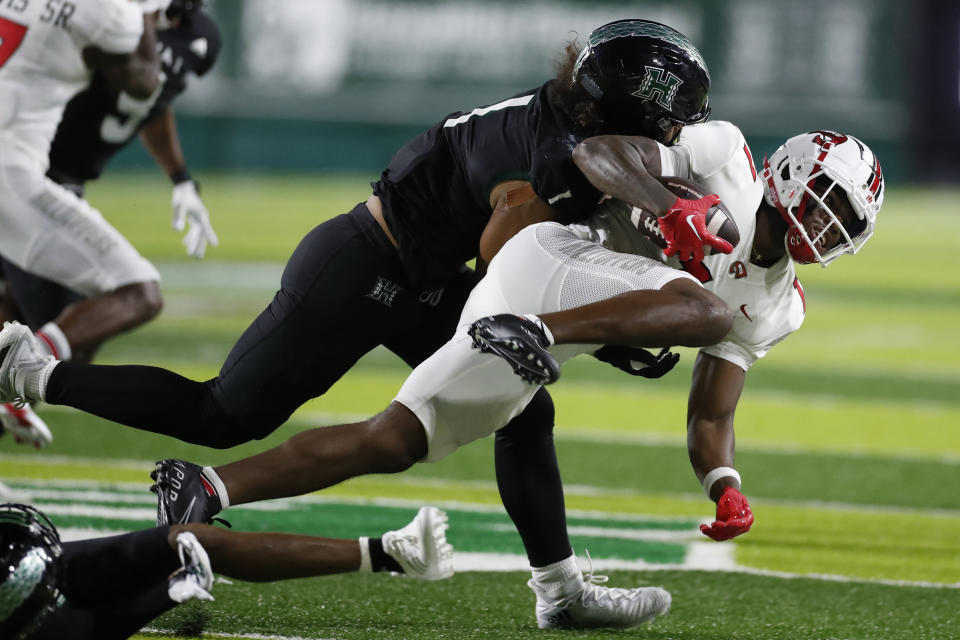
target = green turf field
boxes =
[2,173,959,639]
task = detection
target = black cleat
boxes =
[467,314,561,385]
[151,459,226,527]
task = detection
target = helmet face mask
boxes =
[0,504,63,640]
[573,19,711,143]
[762,131,884,267]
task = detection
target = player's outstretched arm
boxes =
[141,109,219,258]
[687,352,754,540]
[168,506,454,583]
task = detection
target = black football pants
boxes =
[30,527,178,640]
[46,204,476,446]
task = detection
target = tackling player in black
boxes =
[0,19,724,630]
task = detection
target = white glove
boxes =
[171,180,218,259]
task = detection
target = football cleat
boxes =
[0,321,56,404]
[151,459,225,527]
[529,566,671,629]
[467,314,561,385]
[0,402,53,448]
[168,531,215,603]
[381,506,454,581]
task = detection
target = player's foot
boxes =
[529,571,671,629]
[0,321,56,404]
[467,314,561,385]
[168,531,215,603]
[382,506,454,581]
[0,402,53,448]
[151,459,225,526]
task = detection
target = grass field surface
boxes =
[2,174,959,639]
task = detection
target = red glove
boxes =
[658,194,733,264]
[700,487,754,541]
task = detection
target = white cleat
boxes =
[382,506,454,581]
[0,321,55,404]
[530,565,671,629]
[0,402,53,448]
[168,531,215,603]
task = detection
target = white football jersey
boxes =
[573,121,806,371]
[661,121,805,370]
[0,0,143,168]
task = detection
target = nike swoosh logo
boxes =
[739,304,752,322]
[685,215,702,241]
[178,496,197,524]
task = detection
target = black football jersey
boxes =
[374,81,602,289]
[47,10,221,184]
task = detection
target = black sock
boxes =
[369,537,404,574]
[495,388,573,567]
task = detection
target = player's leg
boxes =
[479,223,688,629]
[493,387,572,565]
[0,161,163,360]
[5,204,421,448]
[152,315,541,524]
[153,401,429,526]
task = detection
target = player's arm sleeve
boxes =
[672,121,745,183]
[86,0,145,54]
[657,141,690,179]
[531,155,603,224]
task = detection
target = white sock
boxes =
[530,553,582,600]
[358,537,372,573]
[36,323,72,361]
[521,314,555,345]
[200,466,230,508]
[27,360,59,403]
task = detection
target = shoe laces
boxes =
[578,549,643,611]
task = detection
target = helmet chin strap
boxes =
[762,155,821,265]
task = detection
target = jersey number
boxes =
[0,17,28,69]
[101,71,166,143]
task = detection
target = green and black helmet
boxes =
[573,19,712,144]
[0,504,63,640]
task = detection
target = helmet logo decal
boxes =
[0,548,47,619]
[632,66,682,112]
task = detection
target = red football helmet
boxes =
[761,131,884,266]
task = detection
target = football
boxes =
[630,177,740,255]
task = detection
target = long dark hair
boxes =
[550,40,601,134]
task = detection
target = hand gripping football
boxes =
[632,177,740,256]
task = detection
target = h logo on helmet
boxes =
[632,66,682,111]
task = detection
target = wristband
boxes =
[702,466,741,497]
[170,167,193,185]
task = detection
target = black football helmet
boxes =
[167,0,202,19]
[573,19,711,143]
[0,504,63,640]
